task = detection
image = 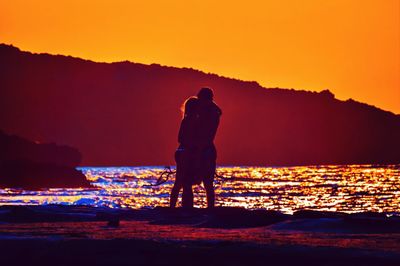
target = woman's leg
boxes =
[170,182,182,208]
[181,149,195,208]
[170,149,183,208]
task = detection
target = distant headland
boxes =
[1,44,399,166]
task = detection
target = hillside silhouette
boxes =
[1,44,399,166]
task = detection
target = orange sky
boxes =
[1,0,399,114]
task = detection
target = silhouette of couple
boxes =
[170,87,222,208]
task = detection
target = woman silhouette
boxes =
[170,97,201,208]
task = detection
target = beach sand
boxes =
[0,205,399,265]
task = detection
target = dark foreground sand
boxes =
[0,205,399,266]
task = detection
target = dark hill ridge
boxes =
[1,44,399,166]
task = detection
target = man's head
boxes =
[197,87,214,101]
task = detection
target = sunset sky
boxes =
[1,0,399,114]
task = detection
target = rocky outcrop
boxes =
[0,130,90,189]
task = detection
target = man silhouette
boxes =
[194,87,222,208]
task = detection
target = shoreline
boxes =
[2,238,399,266]
[0,205,399,265]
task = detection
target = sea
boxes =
[0,165,399,215]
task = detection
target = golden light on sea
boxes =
[0,165,399,215]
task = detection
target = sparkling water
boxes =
[0,165,399,214]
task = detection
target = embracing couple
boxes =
[170,87,222,209]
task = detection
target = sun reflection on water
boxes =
[0,165,399,214]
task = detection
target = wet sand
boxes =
[0,205,399,265]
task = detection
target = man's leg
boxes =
[182,183,194,208]
[203,146,216,208]
[203,178,214,208]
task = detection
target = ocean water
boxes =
[0,165,399,215]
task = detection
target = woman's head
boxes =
[181,97,198,117]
